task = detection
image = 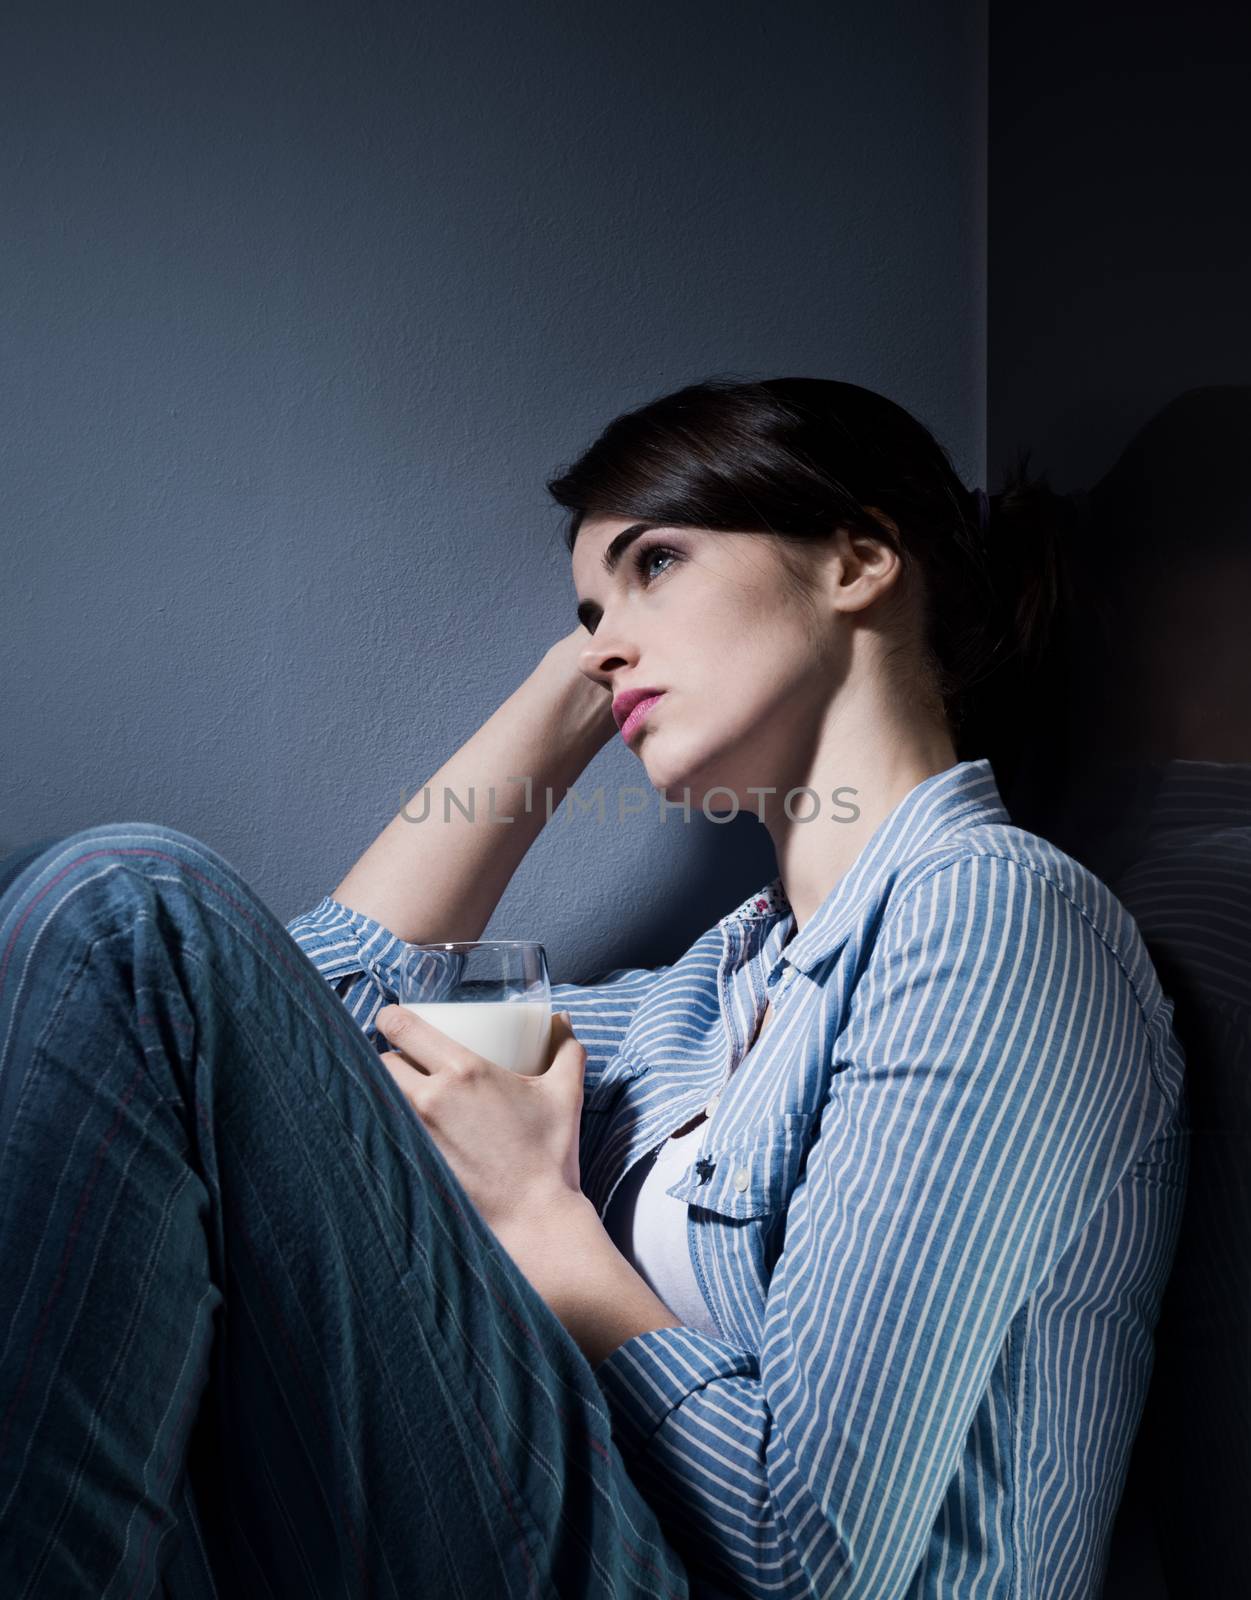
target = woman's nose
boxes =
[579,633,638,684]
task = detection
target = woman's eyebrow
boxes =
[600,522,659,575]
[574,522,661,629]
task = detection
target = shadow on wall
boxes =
[983,388,1251,1598]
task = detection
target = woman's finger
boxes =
[375,1004,480,1075]
[380,1048,430,1080]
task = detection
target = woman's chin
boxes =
[642,741,757,814]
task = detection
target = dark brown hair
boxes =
[547,374,1075,762]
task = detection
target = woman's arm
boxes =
[289,629,667,1082]
[330,628,616,945]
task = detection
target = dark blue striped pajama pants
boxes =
[0,824,691,1599]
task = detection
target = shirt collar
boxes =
[720,757,1012,976]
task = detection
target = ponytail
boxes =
[978,451,1078,683]
[950,452,1080,780]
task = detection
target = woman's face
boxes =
[570,518,846,809]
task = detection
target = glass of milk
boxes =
[391,941,552,1077]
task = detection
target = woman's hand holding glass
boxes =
[374,939,588,1243]
[375,1004,588,1238]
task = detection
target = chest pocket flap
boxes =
[666,1109,819,1220]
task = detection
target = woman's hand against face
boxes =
[373,1008,588,1237]
[539,626,618,741]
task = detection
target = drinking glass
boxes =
[390,940,552,1076]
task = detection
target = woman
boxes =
[0,377,1188,1598]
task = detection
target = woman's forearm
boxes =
[330,632,616,944]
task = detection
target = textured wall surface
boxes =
[2,0,985,978]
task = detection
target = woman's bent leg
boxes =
[0,824,690,1599]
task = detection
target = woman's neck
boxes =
[764,706,957,933]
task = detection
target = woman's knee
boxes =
[0,823,240,926]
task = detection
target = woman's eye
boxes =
[633,544,678,584]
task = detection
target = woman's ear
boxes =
[818,516,904,617]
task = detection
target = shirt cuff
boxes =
[286,894,458,996]
[592,1325,759,1458]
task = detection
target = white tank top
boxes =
[602,1113,722,1339]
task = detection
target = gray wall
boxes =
[1,0,985,980]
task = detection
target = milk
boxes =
[397,1000,552,1076]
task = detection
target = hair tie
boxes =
[972,487,990,533]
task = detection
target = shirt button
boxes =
[733,1167,750,1192]
[704,1091,722,1118]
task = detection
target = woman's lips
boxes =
[620,693,664,743]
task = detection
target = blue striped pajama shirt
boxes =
[287,756,1190,1599]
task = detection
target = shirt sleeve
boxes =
[591,854,1171,1600]
[284,894,458,1050]
[549,964,672,1088]
[285,894,669,1088]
